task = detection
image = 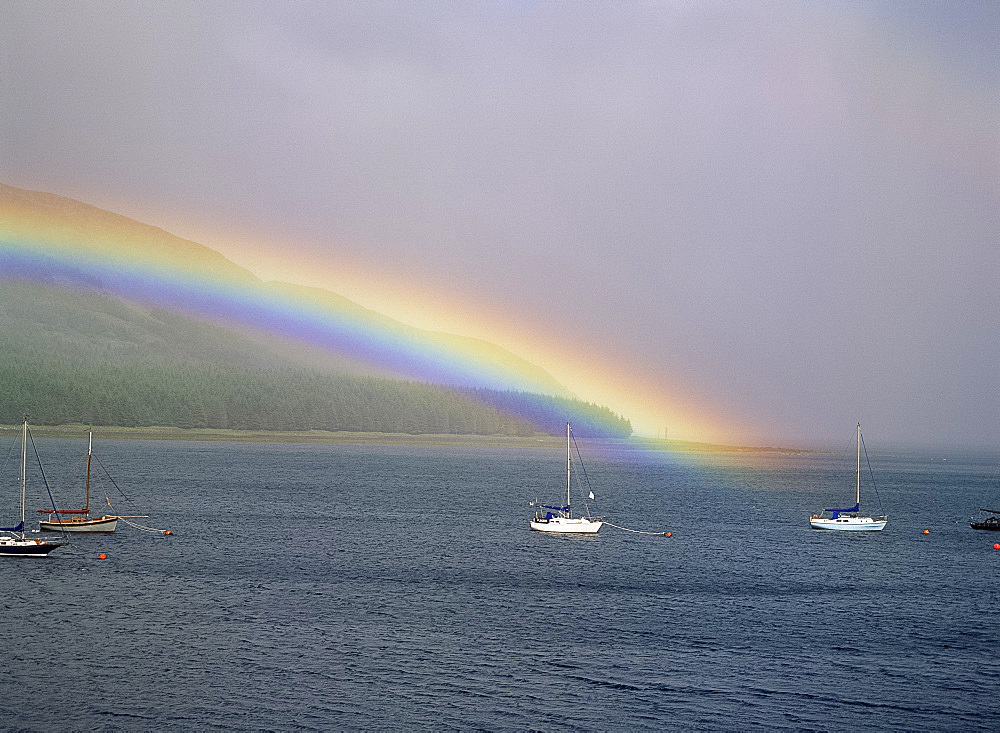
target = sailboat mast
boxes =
[20,419,27,538]
[856,422,861,506]
[85,431,92,514]
[566,422,572,510]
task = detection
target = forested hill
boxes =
[0,184,632,438]
[0,281,632,437]
[0,182,571,399]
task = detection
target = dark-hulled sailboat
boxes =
[970,509,1000,531]
[0,420,62,557]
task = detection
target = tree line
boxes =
[0,360,632,438]
[0,281,632,437]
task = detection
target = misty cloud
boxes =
[2,0,997,446]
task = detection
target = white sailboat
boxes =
[0,420,63,557]
[530,423,603,534]
[809,423,887,531]
[38,431,119,533]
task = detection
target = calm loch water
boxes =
[1,437,999,730]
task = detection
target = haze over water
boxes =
[3,437,998,730]
[2,1,997,447]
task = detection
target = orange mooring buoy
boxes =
[164,530,172,536]
[97,553,107,560]
[664,532,672,538]
[993,543,999,550]
[923,529,930,535]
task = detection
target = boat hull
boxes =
[0,536,62,556]
[530,517,603,534]
[39,515,118,533]
[970,516,1000,530]
[809,516,887,531]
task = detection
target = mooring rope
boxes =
[117,516,171,534]
[565,427,669,538]
[92,455,172,534]
[104,494,171,534]
[602,520,671,536]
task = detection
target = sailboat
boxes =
[530,423,603,534]
[38,431,118,533]
[969,508,1000,531]
[809,423,888,531]
[0,420,62,556]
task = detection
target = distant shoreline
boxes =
[0,423,808,453]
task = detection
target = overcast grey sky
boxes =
[2,1,997,447]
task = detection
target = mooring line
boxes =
[102,490,171,534]
[118,517,171,535]
[602,521,671,537]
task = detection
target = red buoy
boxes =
[923,529,930,535]
[164,530,172,536]
[97,553,106,560]
[993,543,999,550]
[664,532,672,538]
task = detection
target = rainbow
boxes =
[1,183,630,441]
[0,184,576,396]
[1,184,739,442]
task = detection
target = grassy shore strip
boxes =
[0,424,563,447]
[0,423,808,453]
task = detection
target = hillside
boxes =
[0,185,632,437]
[0,281,630,436]
[0,183,571,397]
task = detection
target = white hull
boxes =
[809,516,887,531]
[530,517,603,534]
[529,424,603,534]
[809,424,887,533]
[39,515,118,533]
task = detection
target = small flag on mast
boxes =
[588,491,595,500]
